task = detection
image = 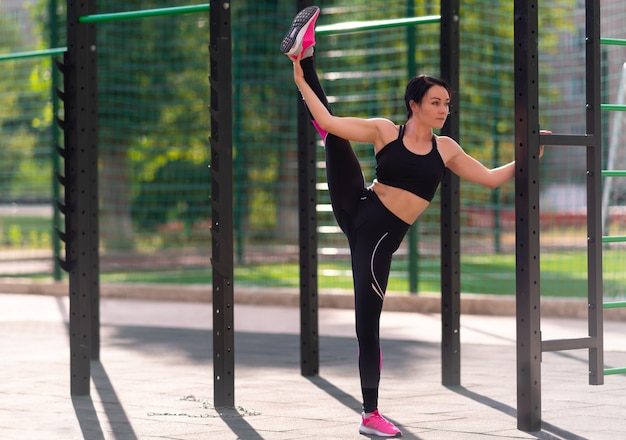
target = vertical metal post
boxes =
[296,0,319,377]
[65,0,99,395]
[585,0,604,386]
[439,0,461,387]
[297,83,320,377]
[514,0,542,431]
[210,0,235,407]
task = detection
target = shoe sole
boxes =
[359,425,402,437]
[280,6,320,57]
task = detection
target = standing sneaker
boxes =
[280,6,320,60]
[359,410,402,437]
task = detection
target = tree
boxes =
[94,0,210,249]
[0,4,51,202]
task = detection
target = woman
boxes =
[281,6,544,437]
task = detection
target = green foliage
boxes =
[0,127,38,198]
[93,0,210,247]
[247,161,279,239]
[0,5,52,200]
[131,159,210,233]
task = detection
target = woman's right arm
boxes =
[293,57,392,146]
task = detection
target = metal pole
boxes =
[316,15,440,36]
[585,0,604,387]
[514,0,542,431]
[65,0,99,394]
[79,4,210,23]
[210,0,235,407]
[439,0,461,387]
[0,47,66,62]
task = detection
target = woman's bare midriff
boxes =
[370,180,430,225]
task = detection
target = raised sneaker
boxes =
[280,6,320,60]
[358,410,402,437]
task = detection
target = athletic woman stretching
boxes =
[281,6,545,437]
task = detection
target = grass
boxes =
[0,215,52,248]
[95,250,626,299]
[3,214,625,299]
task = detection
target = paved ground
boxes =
[1,291,625,440]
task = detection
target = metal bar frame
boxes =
[64,0,100,396]
[439,0,461,387]
[601,235,626,242]
[515,0,605,430]
[601,104,626,111]
[600,37,626,46]
[540,133,597,146]
[601,170,626,177]
[210,0,235,407]
[590,24,626,358]
[542,337,597,352]
[79,4,210,23]
[0,47,67,61]
[315,15,440,35]
[603,301,626,309]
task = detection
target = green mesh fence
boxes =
[0,0,57,274]
[93,1,211,281]
[1,0,626,301]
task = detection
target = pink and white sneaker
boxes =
[280,6,320,60]
[359,410,403,437]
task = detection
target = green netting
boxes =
[1,0,626,301]
[0,1,57,272]
[94,1,210,282]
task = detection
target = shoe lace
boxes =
[368,411,393,428]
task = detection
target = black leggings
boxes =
[301,57,410,413]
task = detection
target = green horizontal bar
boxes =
[604,367,626,375]
[602,170,626,177]
[601,38,626,46]
[602,104,626,111]
[602,235,626,243]
[79,3,209,23]
[603,301,626,309]
[0,47,66,62]
[316,15,441,35]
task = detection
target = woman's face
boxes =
[414,85,450,129]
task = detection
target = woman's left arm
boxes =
[444,131,549,189]
[446,145,515,189]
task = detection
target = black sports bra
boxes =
[375,125,446,202]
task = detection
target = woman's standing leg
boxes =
[349,193,409,412]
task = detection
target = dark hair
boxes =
[404,74,452,120]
